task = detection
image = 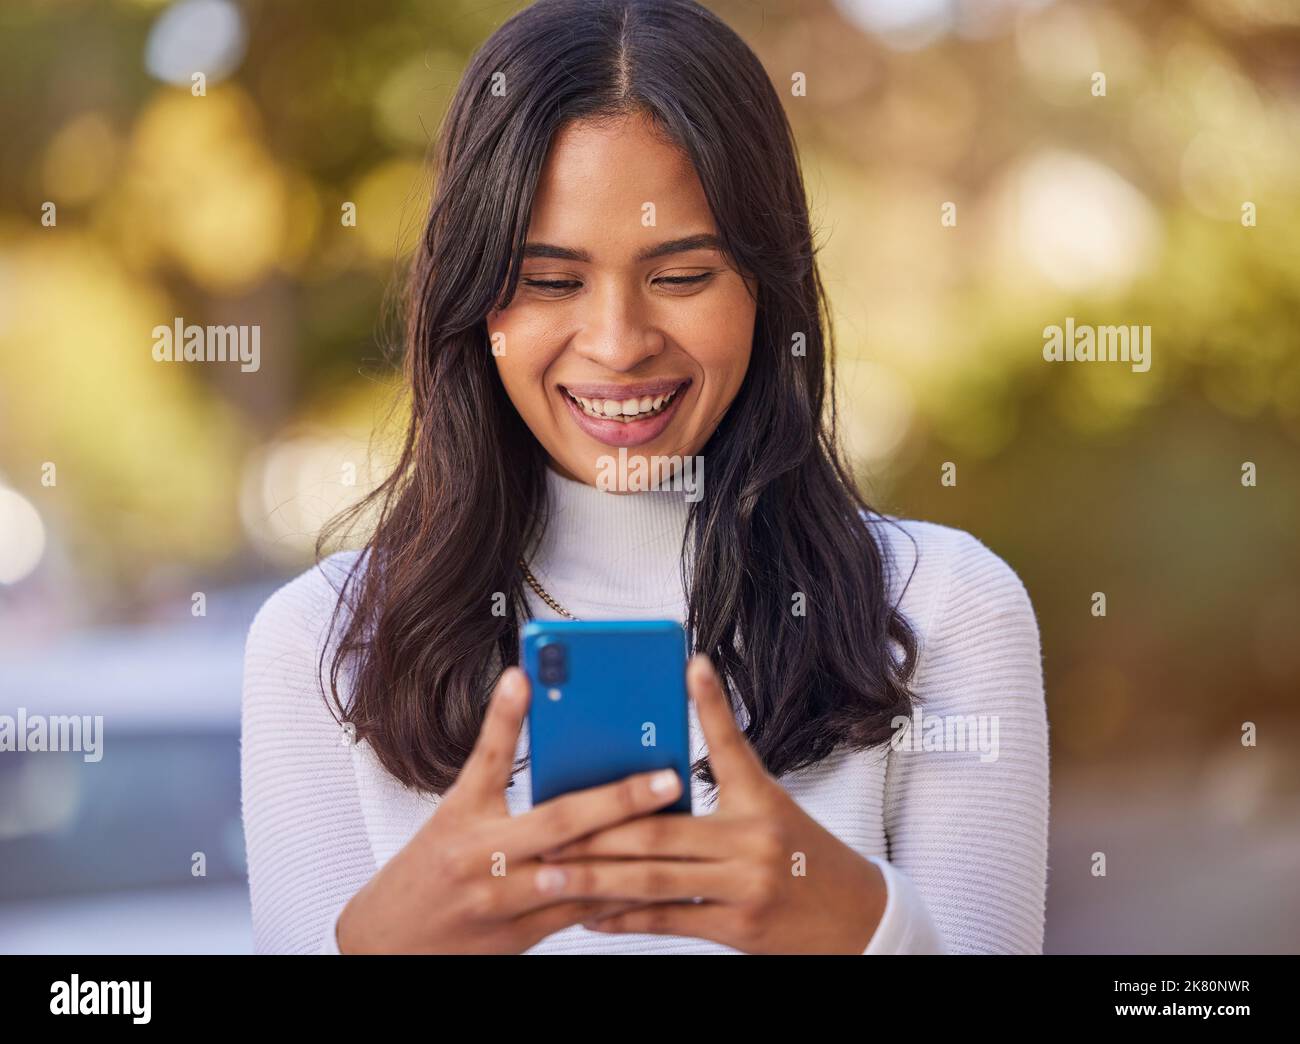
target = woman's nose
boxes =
[570,286,666,371]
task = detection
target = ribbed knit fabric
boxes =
[239,467,1048,954]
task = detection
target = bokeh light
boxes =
[0,486,46,584]
[144,0,247,88]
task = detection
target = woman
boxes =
[240,0,1048,954]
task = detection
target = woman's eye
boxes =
[522,278,582,296]
[520,272,715,298]
[655,272,714,292]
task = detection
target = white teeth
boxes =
[568,385,682,421]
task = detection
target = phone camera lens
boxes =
[538,642,567,685]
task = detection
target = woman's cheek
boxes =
[492,326,565,437]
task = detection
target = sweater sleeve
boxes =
[878,528,1050,954]
[239,556,376,954]
[861,854,947,953]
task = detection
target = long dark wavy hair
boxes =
[317,0,918,797]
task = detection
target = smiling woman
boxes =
[239,0,1048,955]
[489,125,755,468]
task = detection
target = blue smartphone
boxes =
[521,619,693,814]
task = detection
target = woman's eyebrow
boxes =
[521,233,722,263]
[635,233,721,261]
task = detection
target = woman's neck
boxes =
[524,464,692,619]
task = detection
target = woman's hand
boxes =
[335,666,683,953]
[540,655,890,954]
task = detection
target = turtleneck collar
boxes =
[523,464,693,620]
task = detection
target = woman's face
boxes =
[486,112,757,487]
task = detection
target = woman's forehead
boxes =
[527,117,710,240]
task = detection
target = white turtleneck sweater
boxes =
[240,468,1049,954]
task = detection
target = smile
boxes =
[557,378,691,448]
[564,384,684,422]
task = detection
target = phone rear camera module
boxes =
[538,642,567,685]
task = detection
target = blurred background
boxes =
[1,0,1298,954]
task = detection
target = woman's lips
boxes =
[558,380,690,448]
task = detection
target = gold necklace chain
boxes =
[518,557,581,620]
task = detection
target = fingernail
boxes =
[650,769,679,795]
[501,669,522,700]
[535,867,567,894]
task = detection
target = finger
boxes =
[583,900,736,942]
[528,858,735,903]
[504,767,684,859]
[542,814,741,862]
[453,666,530,803]
[514,899,644,945]
[687,654,766,787]
[475,859,667,922]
